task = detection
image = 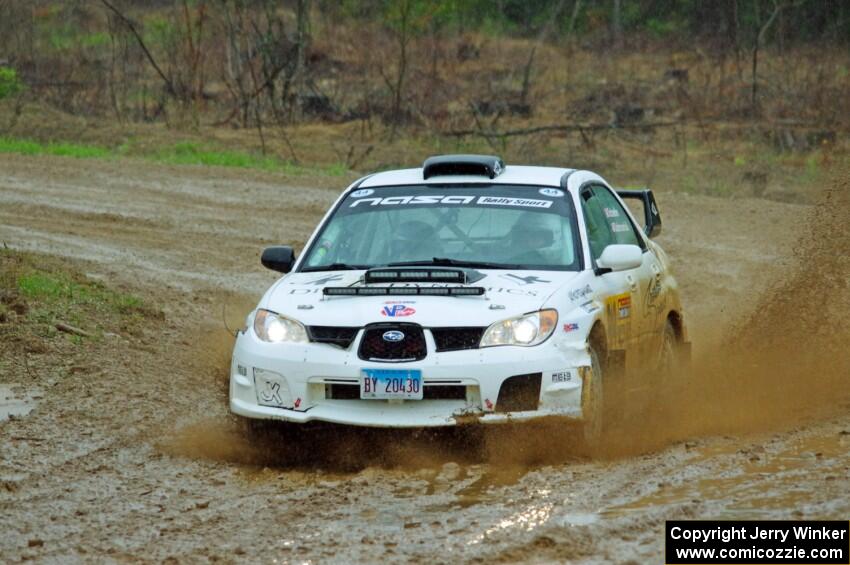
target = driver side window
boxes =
[580,185,642,261]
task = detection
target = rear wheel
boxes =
[653,319,684,411]
[658,319,679,381]
[581,342,605,444]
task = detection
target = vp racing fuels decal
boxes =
[381,303,416,317]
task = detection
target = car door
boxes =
[579,184,655,373]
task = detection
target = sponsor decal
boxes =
[477,196,553,209]
[349,195,553,209]
[539,188,564,197]
[382,330,405,342]
[606,292,632,348]
[382,304,416,317]
[485,398,494,410]
[350,188,374,198]
[568,284,593,301]
[294,397,301,408]
[552,371,572,383]
[501,273,552,286]
[306,274,345,285]
[580,301,600,313]
[643,276,667,319]
[611,222,631,233]
[350,195,475,208]
[563,323,579,333]
[259,380,283,405]
[604,207,620,218]
[617,294,632,319]
[288,288,323,295]
[648,278,662,300]
[487,287,539,296]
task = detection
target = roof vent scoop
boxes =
[422,154,505,180]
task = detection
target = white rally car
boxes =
[230,155,689,438]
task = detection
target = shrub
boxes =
[0,67,23,100]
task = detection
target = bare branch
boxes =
[99,0,177,97]
[445,120,681,139]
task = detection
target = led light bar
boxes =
[365,268,467,284]
[323,286,485,296]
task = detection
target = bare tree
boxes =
[99,0,177,98]
[380,0,416,140]
[751,0,783,115]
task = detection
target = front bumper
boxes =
[229,329,591,428]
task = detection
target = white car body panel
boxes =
[230,161,688,428]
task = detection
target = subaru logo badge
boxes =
[382,330,405,342]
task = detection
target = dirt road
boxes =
[1,154,848,563]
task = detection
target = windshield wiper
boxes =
[387,257,522,270]
[300,263,370,272]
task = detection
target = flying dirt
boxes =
[1,155,848,562]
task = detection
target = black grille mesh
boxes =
[358,323,426,362]
[496,373,542,412]
[431,327,485,352]
[307,326,359,348]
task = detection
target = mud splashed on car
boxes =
[599,169,850,457]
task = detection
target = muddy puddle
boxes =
[0,384,40,422]
[605,430,850,519]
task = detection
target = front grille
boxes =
[307,326,359,348]
[496,373,542,412]
[431,327,486,352]
[326,383,359,399]
[358,323,427,362]
[423,385,467,400]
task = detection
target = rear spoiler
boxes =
[616,188,662,238]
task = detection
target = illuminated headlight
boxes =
[480,309,558,347]
[253,309,308,343]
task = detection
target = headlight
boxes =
[480,309,558,347]
[253,309,308,343]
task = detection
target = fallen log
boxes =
[55,322,91,338]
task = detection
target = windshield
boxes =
[299,185,582,272]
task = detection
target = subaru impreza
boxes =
[229,155,689,438]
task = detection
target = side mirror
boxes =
[596,244,642,274]
[261,246,296,273]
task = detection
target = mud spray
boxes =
[162,171,850,476]
[599,171,850,457]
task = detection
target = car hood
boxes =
[263,270,580,327]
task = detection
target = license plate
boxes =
[361,369,423,400]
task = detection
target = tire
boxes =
[581,342,605,444]
[238,415,275,441]
[653,319,683,410]
[657,319,685,390]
